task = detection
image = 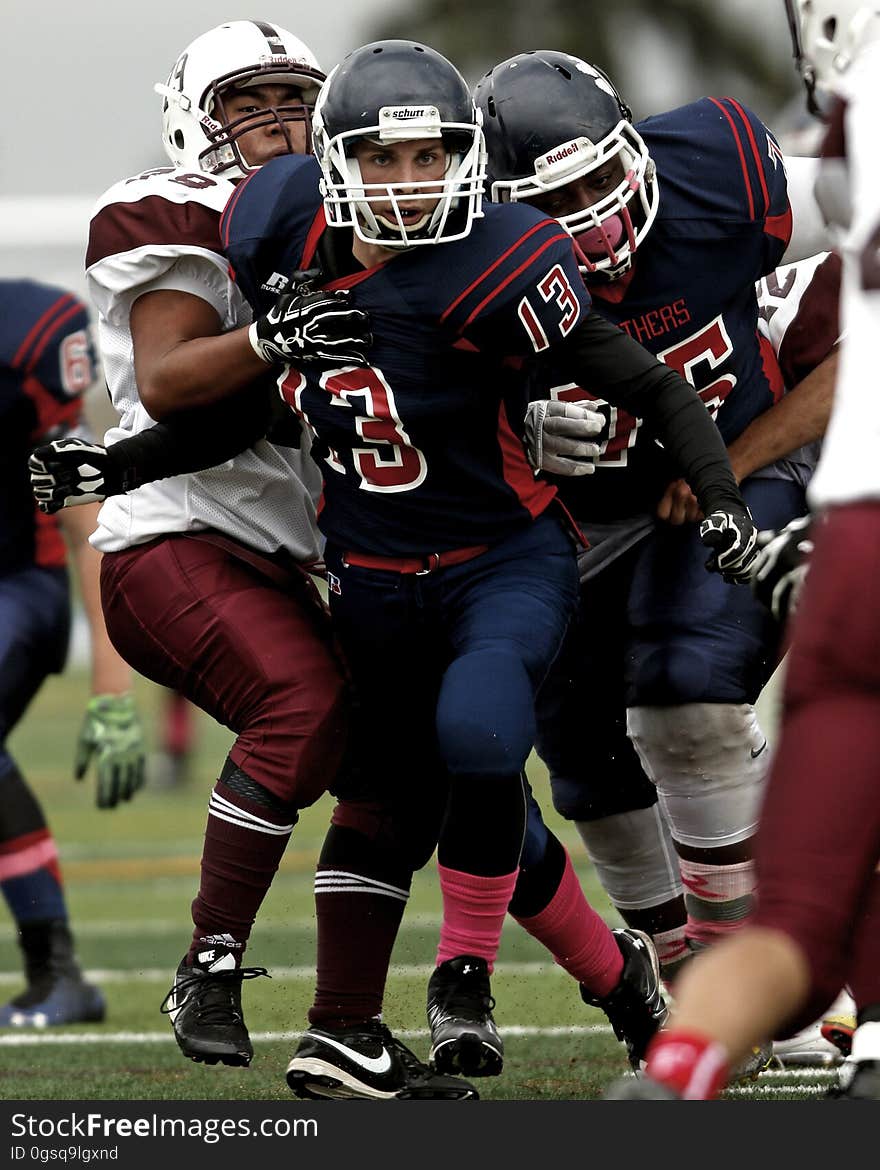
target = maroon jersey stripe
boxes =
[776,253,842,387]
[87,194,222,268]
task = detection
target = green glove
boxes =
[75,693,147,809]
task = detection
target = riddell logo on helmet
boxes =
[542,140,587,167]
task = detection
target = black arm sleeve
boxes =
[551,310,745,515]
[103,384,273,493]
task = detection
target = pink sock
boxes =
[436,864,519,972]
[513,851,623,996]
[645,1029,730,1099]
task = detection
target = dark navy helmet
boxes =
[313,40,486,248]
[474,51,658,278]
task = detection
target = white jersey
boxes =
[808,40,880,509]
[85,165,323,563]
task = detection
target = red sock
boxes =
[436,864,519,972]
[513,850,623,995]
[644,1029,730,1099]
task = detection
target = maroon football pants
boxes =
[100,534,348,806]
[754,502,880,1027]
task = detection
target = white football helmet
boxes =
[785,0,880,103]
[155,20,325,179]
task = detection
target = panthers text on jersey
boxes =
[222,154,592,556]
[0,279,94,574]
[85,165,323,564]
[807,39,880,509]
[535,97,801,522]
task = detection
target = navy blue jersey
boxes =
[223,155,591,555]
[537,98,793,521]
[0,280,94,573]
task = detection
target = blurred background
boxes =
[1,0,816,298]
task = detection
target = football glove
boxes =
[29,438,121,515]
[699,503,759,584]
[524,399,605,476]
[249,286,372,366]
[75,693,146,810]
[750,514,814,622]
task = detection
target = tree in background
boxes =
[373,0,800,126]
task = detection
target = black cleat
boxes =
[427,955,503,1077]
[0,920,105,1028]
[581,928,668,1070]
[160,947,268,1067]
[286,1020,479,1100]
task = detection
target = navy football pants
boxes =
[324,513,580,870]
[0,566,70,922]
[524,477,806,860]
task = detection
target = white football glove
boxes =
[750,514,814,622]
[29,438,117,514]
[524,399,605,476]
[699,503,759,584]
[249,286,372,366]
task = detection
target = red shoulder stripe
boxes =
[708,97,755,221]
[460,232,570,330]
[724,98,770,217]
[25,302,82,373]
[11,294,75,369]
[440,220,551,324]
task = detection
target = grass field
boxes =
[0,662,837,1102]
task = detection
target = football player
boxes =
[474,54,839,1022]
[0,277,144,1027]
[30,39,765,1096]
[605,0,880,1100]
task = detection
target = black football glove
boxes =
[749,514,814,622]
[699,503,759,584]
[249,286,372,367]
[29,438,122,515]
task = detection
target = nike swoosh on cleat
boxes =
[750,741,768,759]
[314,1035,393,1074]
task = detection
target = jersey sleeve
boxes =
[85,168,236,328]
[756,250,842,387]
[706,98,792,272]
[441,208,592,356]
[220,154,324,312]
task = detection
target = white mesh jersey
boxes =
[85,165,323,563]
[808,40,880,509]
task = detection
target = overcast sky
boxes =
[0,0,800,294]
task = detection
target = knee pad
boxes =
[576,805,682,910]
[626,703,768,849]
[437,651,534,775]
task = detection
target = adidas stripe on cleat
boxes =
[160,948,268,1067]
